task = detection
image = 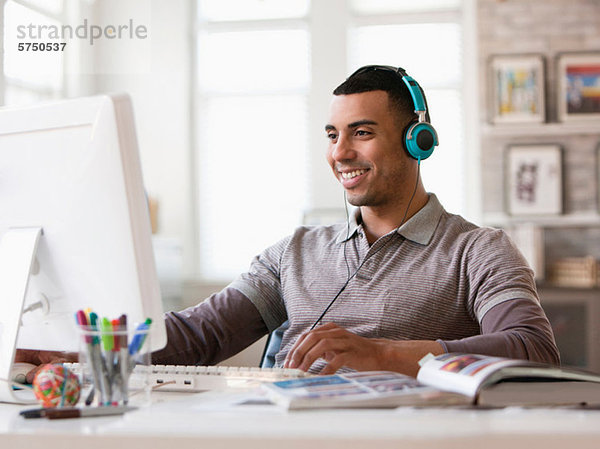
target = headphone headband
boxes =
[348,65,439,160]
[350,66,423,109]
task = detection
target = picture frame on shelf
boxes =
[489,54,546,124]
[505,144,562,216]
[557,52,600,122]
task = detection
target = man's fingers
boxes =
[319,354,346,375]
[25,366,42,384]
[15,349,78,383]
[290,330,352,371]
[24,357,72,383]
[284,323,336,368]
[284,323,349,371]
[284,331,308,367]
[285,327,331,369]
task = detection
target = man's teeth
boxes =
[341,169,366,180]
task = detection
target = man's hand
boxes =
[283,323,386,375]
[283,322,444,376]
[15,349,78,384]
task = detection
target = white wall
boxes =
[306,0,348,210]
[84,0,194,280]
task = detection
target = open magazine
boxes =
[261,353,600,410]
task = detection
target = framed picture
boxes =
[489,54,546,124]
[557,52,600,122]
[505,144,562,216]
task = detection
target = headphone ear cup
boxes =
[404,121,439,160]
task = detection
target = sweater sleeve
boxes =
[438,227,560,365]
[152,287,269,365]
[439,297,560,365]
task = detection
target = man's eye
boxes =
[327,133,338,140]
[356,130,370,136]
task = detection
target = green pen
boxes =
[89,312,111,405]
[101,316,117,402]
[101,317,114,352]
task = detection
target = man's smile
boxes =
[338,168,370,187]
[341,169,368,180]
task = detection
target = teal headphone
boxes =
[349,65,439,161]
[395,67,439,161]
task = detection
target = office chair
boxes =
[259,321,289,368]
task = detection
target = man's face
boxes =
[325,90,411,208]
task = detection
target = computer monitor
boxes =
[0,94,167,403]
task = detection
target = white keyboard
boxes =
[64,363,310,392]
[146,365,311,392]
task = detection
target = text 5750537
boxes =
[18,42,66,51]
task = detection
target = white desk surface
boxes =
[2,389,600,449]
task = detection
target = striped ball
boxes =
[32,364,80,408]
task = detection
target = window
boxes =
[1,0,66,106]
[349,15,464,214]
[194,0,466,282]
[195,1,310,281]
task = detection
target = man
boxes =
[149,65,559,376]
[18,65,559,379]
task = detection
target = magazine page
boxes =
[265,371,424,402]
[262,371,470,409]
[416,353,533,398]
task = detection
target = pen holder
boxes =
[77,325,152,407]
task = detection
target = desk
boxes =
[1,390,600,449]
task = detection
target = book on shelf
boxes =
[548,256,599,288]
[505,223,545,281]
[261,353,600,410]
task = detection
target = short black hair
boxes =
[333,66,430,125]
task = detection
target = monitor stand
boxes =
[0,227,42,404]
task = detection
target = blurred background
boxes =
[1,0,600,371]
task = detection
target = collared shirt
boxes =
[230,194,555,371]
[155,194,558,370]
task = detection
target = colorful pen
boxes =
[89,312,111,405]
[128,318,152,356]
[118,314,130,404]
[76,310,99,405]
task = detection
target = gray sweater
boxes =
[153,194,560,371]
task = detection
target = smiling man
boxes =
[152,65,560,376]
[18,65,561,379]
[325,89,427,243]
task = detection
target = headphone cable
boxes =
[309,158,422,330]
[342,191,351,282]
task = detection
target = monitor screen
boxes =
[0,94,166,369]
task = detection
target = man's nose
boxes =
[331,135,356,162]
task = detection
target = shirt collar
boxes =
[335,210,361,244]
[335,193,444,246]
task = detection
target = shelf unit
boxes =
[537,285,600,373]
[482,211,600,229]
[482,121,600,374]
[481,122,600,138]
[486,216,600,374]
